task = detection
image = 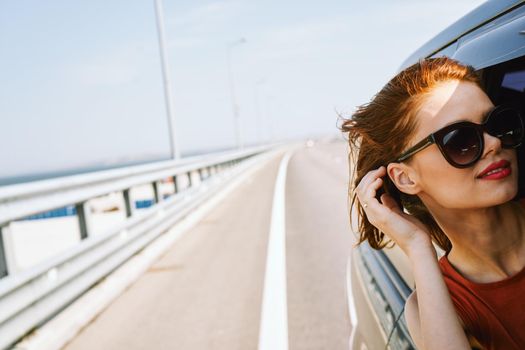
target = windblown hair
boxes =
[340,57,483,253]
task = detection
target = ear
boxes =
[387,162,421,195]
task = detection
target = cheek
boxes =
[418,149,520,208]
[473,149,521,206]
[418,164,476,208]
[487,148,521,202]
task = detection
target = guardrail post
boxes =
[123,189,134,217]
[0,226,9,278]
[153,181,162,203]
[187,172,193,188]
[198,168,203,181]
[76,202,90,240]
[172,175,178,193]
[0,224,19,276]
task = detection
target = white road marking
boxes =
[346,253,359,348]
[258,151,294,350]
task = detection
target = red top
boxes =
[439,255,525,349]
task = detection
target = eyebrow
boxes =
[481,106,496,122]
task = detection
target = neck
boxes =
[424,200,525,282]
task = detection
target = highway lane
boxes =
[63,140,354,350]
[286,141,353,350]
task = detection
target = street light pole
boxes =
[154,0,180,160]
[254,78,266,144]
[226,38,246,150]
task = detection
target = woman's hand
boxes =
[356,166,433,256]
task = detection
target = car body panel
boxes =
[350,244,415,349]
[400,0,525,70]
[350,248,390,350]
[381,246,414,289]
[453,4,525,69]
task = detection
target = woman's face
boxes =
[403,79,519,210]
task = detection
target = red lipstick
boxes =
[477,160,511,180]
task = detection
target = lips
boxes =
[477,159,511,179]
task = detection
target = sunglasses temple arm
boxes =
[396,136,434,162]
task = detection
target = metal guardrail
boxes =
[0,144,275,349]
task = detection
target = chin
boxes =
[489,186,519,207]
[476,170,519,204]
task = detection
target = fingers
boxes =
[380,193,403,215]
[354,167,431,251]
[356,166,386,208]
[360,166,386,189]
[365,177,383,200]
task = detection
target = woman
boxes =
[341,57,525,349]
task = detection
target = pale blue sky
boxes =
[0,0,485,184]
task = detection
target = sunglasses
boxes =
[395,105,524,168]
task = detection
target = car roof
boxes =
[399,0,525,70]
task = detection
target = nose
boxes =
[481,131,502,158]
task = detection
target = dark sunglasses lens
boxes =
[441,127,481,165]
[487,108,523,147]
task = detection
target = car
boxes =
[347,1,525,349]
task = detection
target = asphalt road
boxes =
[63,140,354,350]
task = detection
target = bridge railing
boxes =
[0,145,275,349]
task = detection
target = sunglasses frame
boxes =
[395,105,524,168]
